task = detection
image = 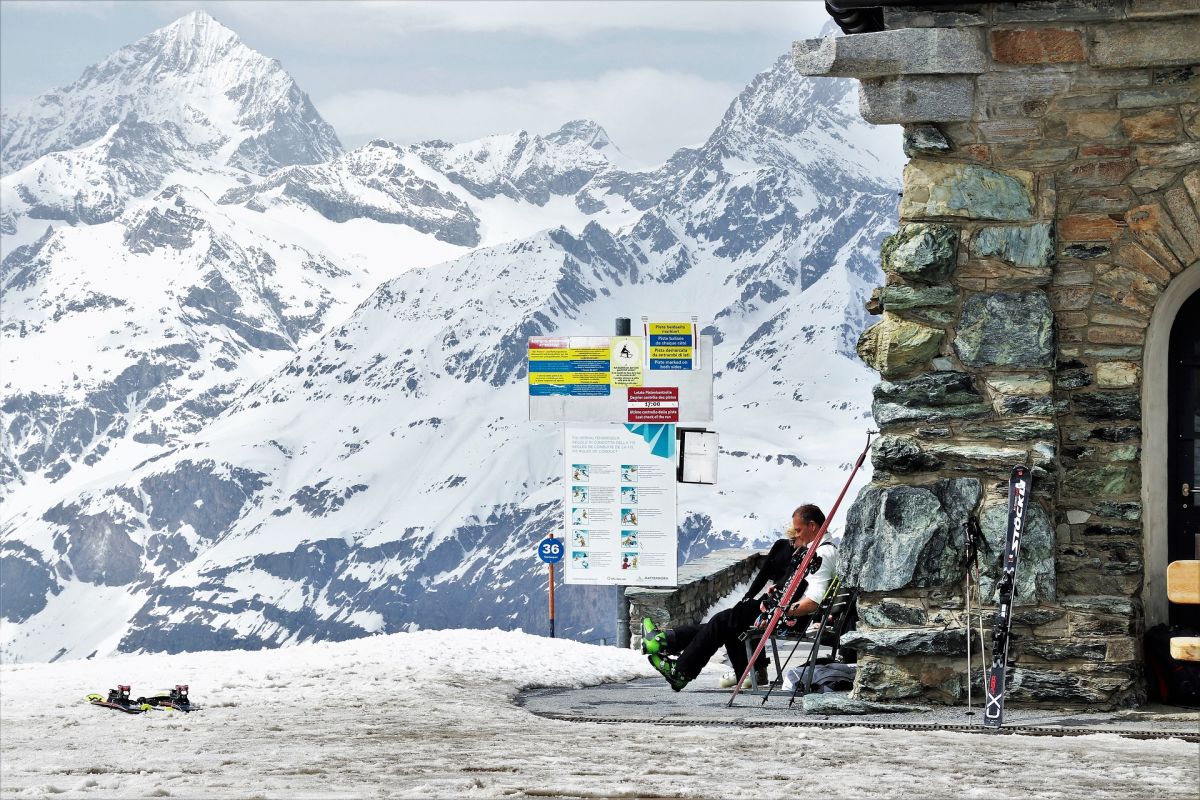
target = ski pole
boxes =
[787,591,836,707]
[965,571,973,716]
[975,562,987,720]
[762,577,839,706]
[963,522,977,719]
[728,430,875,707]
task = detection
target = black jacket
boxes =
[745,539,795,600]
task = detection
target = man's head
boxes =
[789,504,826,546]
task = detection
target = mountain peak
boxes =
[160,9,233,39]
[545,120,612,151]
[121,10,250,78]
[169,9,222,28]
[151,10,240,58]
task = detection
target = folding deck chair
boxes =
[739,580,858,696]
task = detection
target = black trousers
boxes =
[670,598,767,681]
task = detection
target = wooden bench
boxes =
[1167,560,1200,662]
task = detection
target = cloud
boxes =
[363,0,825,37]
[318,69,742,165]
[3,0,116,15]
[207,0,829,46]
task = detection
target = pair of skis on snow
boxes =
[87,684,196,714]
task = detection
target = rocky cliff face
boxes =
[0,17,902,661]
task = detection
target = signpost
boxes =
[527,313,715,643]
[537,535,564,637]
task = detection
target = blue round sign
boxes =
[538,537,565,564]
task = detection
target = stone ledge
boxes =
[793,28,987,79]
[841,627,967,657]
[803,693,932,716]
[1126,1,1200,19]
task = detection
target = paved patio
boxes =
[518,676,1200,741]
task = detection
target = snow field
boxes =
[1,629,1195,799]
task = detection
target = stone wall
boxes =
[625,548,765,650]
[794,0,1199,707]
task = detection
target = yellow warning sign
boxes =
[610,337,644,388]
[647,320,695,370]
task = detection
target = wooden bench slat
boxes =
[1167,560,1200,605]
[1170,636,1200,662]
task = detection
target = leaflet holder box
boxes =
[528,335,714,424]
[677,428,718,485]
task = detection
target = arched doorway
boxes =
[1168,289,1200,627]
[1144,261,1200,628]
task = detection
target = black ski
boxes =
[138,685,196,712]
[983,464,1032,728]
[87,685,151,714]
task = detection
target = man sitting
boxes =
[642,504,836,691]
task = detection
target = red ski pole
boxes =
[727,430,875,707]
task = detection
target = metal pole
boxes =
[549,562,556,638]
[549,563,556,638]
[616,586,629,649]
[614,316,631,649]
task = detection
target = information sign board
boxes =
[528,335,712,424]
[628,387,679,423]
[648,321,696,371]
[563,424,678,587]
[527,336,611,397]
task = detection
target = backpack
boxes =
[1144,624,1200,707]
[784,660,856,694]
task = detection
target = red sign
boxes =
[628,387,679,423]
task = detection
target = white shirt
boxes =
[801,537,837,605]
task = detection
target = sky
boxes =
[0,0,834,165]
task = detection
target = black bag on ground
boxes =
[1144,623,1200,706]
[785,660,856,694]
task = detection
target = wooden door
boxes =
[1168,290,1200,627]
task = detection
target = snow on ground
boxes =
[1,629,1195,799]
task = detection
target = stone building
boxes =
[791,0,1200,707]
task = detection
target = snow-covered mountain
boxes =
[0,12,901,662]
[1,16,643,507]
[411,119,644,208]
[0,10,341,176]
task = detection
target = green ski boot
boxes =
[641,618,669,655]
[647,653,689,692]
